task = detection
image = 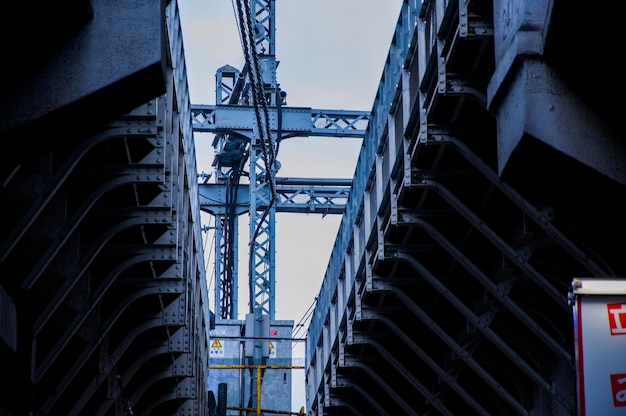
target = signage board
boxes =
[571,278,626,415]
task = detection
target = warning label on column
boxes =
[210,339,224,357]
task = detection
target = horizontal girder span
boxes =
[198,179,351,216]
[191,105,369,138]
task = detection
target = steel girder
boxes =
[0,99,210,415]
[0,3,211,414]
[191,105,369,139]
[199,181,351,216]
[305,0,626,415]
[191,0,370,321]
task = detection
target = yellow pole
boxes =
[256,366,262,415]
[208,364,305,414]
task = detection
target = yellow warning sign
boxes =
[210,339,224,357]
[269,341,276,358]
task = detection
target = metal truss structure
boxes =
[303,0,626,415]
[0,2,212,414]
[4,0,625,415]
[191,0,369,321]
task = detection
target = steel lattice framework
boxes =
[191,0,369,321]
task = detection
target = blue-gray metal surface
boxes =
[208,319,296,415]
[2,0,626,415]
[192,105,369,138]
[0,1,212,415]
[304,0,626,415]
[192,1,371,413]
[199,180,350,216]
[191,0,370,323]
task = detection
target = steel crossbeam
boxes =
[191,105,369,138]
[199,181,350,216]
[193,0,367,321]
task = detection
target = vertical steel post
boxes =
[248,0,278,319]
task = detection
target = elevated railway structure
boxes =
[1,1,211,415]
[305,0,626,415]
[1,0,625,415]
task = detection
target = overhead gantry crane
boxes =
[191,0,370,322]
